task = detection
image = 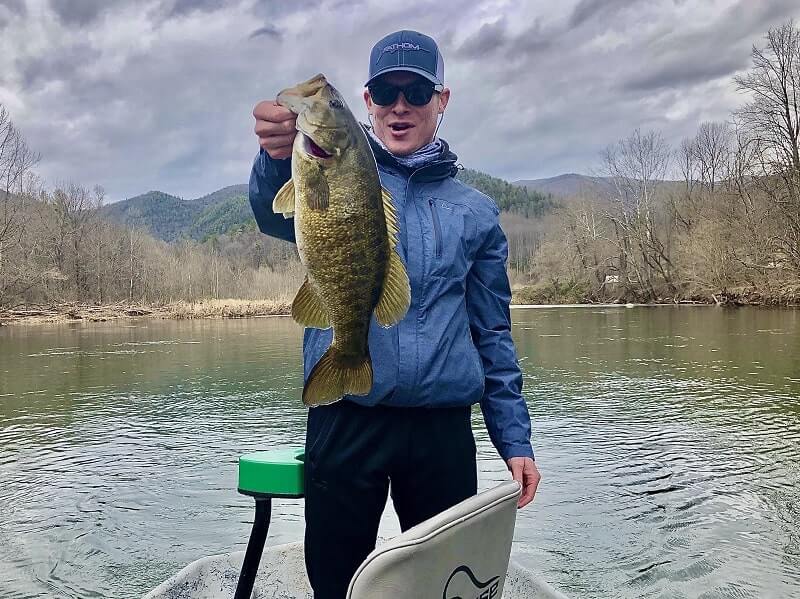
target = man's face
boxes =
[363,71,450,156]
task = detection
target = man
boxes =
[249,30,540,599]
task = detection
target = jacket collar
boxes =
[363,125,459,181]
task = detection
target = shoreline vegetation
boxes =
[2,286,798,326]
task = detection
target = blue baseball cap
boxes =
[365,30,444,88]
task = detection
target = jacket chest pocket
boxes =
[424,197,473,281]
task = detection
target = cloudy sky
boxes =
[1,0,799,202]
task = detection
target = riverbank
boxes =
[2,287,798,326]
[511,282,800,308]
[0,299,291,326]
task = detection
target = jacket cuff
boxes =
[500,443,535,461]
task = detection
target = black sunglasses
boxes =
[368,80,442,107]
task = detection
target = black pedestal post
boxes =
[234,497,272,599]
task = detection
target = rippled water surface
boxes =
[1,307,799,598]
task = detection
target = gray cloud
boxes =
[167,0,227,18]
[568,0,642,28]
[0,0,26,16]
[249,24,282,40]
[621,0,799,91]
[250,0,325,20]
[508,19,554,57]
[19,43,101,90]
[453,18,553,61]
[47,0,126,27]
[1,0,800,202]
[454,20,506,59]
[623,51,746,92]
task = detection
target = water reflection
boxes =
[0,308,799,598]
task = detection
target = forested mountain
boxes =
[192,184,249,210]
[456,168,555,217]
[100,187,253,242]
[100,168,554,243]
[187,195,255,241]
[99,191,203,242]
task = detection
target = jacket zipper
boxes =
[428,198,442,258]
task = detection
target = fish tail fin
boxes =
[302,346,373,407]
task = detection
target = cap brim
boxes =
[365,66,443,87]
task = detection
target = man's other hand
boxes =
[507,457,540,508]
[253,100,297,159]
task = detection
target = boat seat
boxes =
[348,480,522,599]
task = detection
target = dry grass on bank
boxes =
[0,299,292,326]
[165,299,291,319]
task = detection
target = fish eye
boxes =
[329,98,344,109]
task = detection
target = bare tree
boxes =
[38,183,104,301]
[675,122,733,229]
[602,129,675,299]
[734,20,800,272]
[0,106,39,198]
[694,122,732,192]
[0,105,39,306]
[735,21,800,177]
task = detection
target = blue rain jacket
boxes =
[248,137,533,461]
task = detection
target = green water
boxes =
[1,307,798,598]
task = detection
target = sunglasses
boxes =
[368,80,442,107]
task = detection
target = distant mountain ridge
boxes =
[99,168,554,243]
[516,172,683,199]
[514,173,616,198]
[104,170,678,244]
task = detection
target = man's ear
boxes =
[438,87,450,114]
[363,89,372,113]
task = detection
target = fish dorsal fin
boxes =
[292,277,331,329]
[305,164,330,211]
[375,187,409,327]
[273,179,295,217]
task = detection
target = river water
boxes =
[1,307,799,598]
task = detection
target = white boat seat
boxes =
[347,480,522,599]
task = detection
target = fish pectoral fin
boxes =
[303,346,373,406]
[291,278,331,329]
[305,165,330,211]
[375,251,411,327]
[382,187,399,246]
[273,179,296,217]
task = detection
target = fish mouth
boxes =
[302,132,333,160]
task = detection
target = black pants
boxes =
[303,401,478,599]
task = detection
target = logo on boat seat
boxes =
[442,565,500,599]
